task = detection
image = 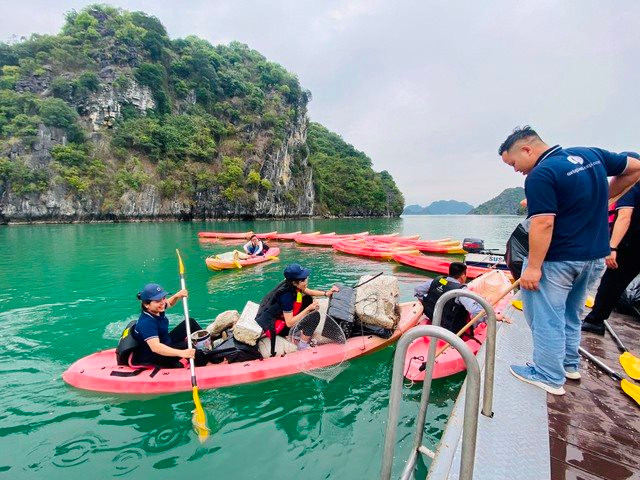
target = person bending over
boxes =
[414,262,484,337]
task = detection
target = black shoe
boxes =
[581,320,605,335]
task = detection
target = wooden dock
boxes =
[548,311,640,480]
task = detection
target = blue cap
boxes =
[283,263,311,280]
[139,283,168,302]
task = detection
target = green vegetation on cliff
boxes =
[0,5,402,219]
[307,123,404,216]
[471,187,526,215]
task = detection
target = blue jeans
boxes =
[520,258,606,386]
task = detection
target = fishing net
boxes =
[289,311,348,381]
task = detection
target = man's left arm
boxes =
[607,156,640,202]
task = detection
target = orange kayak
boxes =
[206,248,280,271]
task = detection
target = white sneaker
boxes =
[510,366,566,395]
[565,370,581,380]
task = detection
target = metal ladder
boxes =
[380,290,498,480]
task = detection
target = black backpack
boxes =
[115,320,141,366]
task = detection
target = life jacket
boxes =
[608,202,617,234]
[422,276,472,336]
[115,320,141,366]
[255,281,306,356]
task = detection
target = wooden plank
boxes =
[548,311,640,479]
[549,437,639,480]
[550,457,608,480]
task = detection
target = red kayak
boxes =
[392,252,506,279]
[376,236,465,254]
[404,270,514,381]
[62,302,423,394]
[273,231,304,241]
[198,231,253,239]
[295,232,368,246]
[255,231,278,240]
[333,239,419,260]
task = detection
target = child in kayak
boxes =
[130,283,206,368]
[255,264,339,353]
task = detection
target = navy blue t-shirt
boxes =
[525,146,627,261]
[277,291,295,313]
[616,183,640,242]
[132,311,171,363]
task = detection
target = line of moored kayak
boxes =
[197,230,508,278]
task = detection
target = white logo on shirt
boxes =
[567,155,584,165]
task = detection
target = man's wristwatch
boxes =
[610,246,618,252]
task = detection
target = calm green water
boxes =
[0,215,522,479]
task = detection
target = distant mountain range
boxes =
[404,187,526,215]
[403,200,474,215]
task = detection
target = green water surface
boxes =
[0,216,522,479]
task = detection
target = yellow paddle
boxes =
[511,296,593,311]
[604,320,640,381]
[579,346,640,407]
[176,249,210,442]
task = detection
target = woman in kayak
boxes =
[256,264,339,352]
[242,234,269,257]
[130,283,206,368]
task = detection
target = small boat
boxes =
[392,252,511,280]
[404,270,514,381]
[62,302,423,394]
[463,252,509,271]
[333,239,420,260]
[205,247,280,271]
[198,231,253,239]
[295,232,369,247]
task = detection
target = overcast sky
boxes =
[2,0,639,206]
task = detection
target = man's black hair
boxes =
[498,126,541,155]
[449,262,467,278]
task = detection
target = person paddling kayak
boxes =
[129,283,205,368]
[255,264,339,352]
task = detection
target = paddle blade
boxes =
[267,256,279,261]
[176,249,185,275]
[585,295,594,308]
[620,352,640,381]
[620,379,640,407]
[191,387,210,442]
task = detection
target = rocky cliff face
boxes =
[0,91,314,223]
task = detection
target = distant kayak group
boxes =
[198,229,507,277]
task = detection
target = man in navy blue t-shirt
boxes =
[499,126,640,395]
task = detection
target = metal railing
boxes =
[380,290,498,480]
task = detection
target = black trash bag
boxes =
[207,331,261,364]
[505,220,530,280]
[349,321,393,339]
[616,273,640,319]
